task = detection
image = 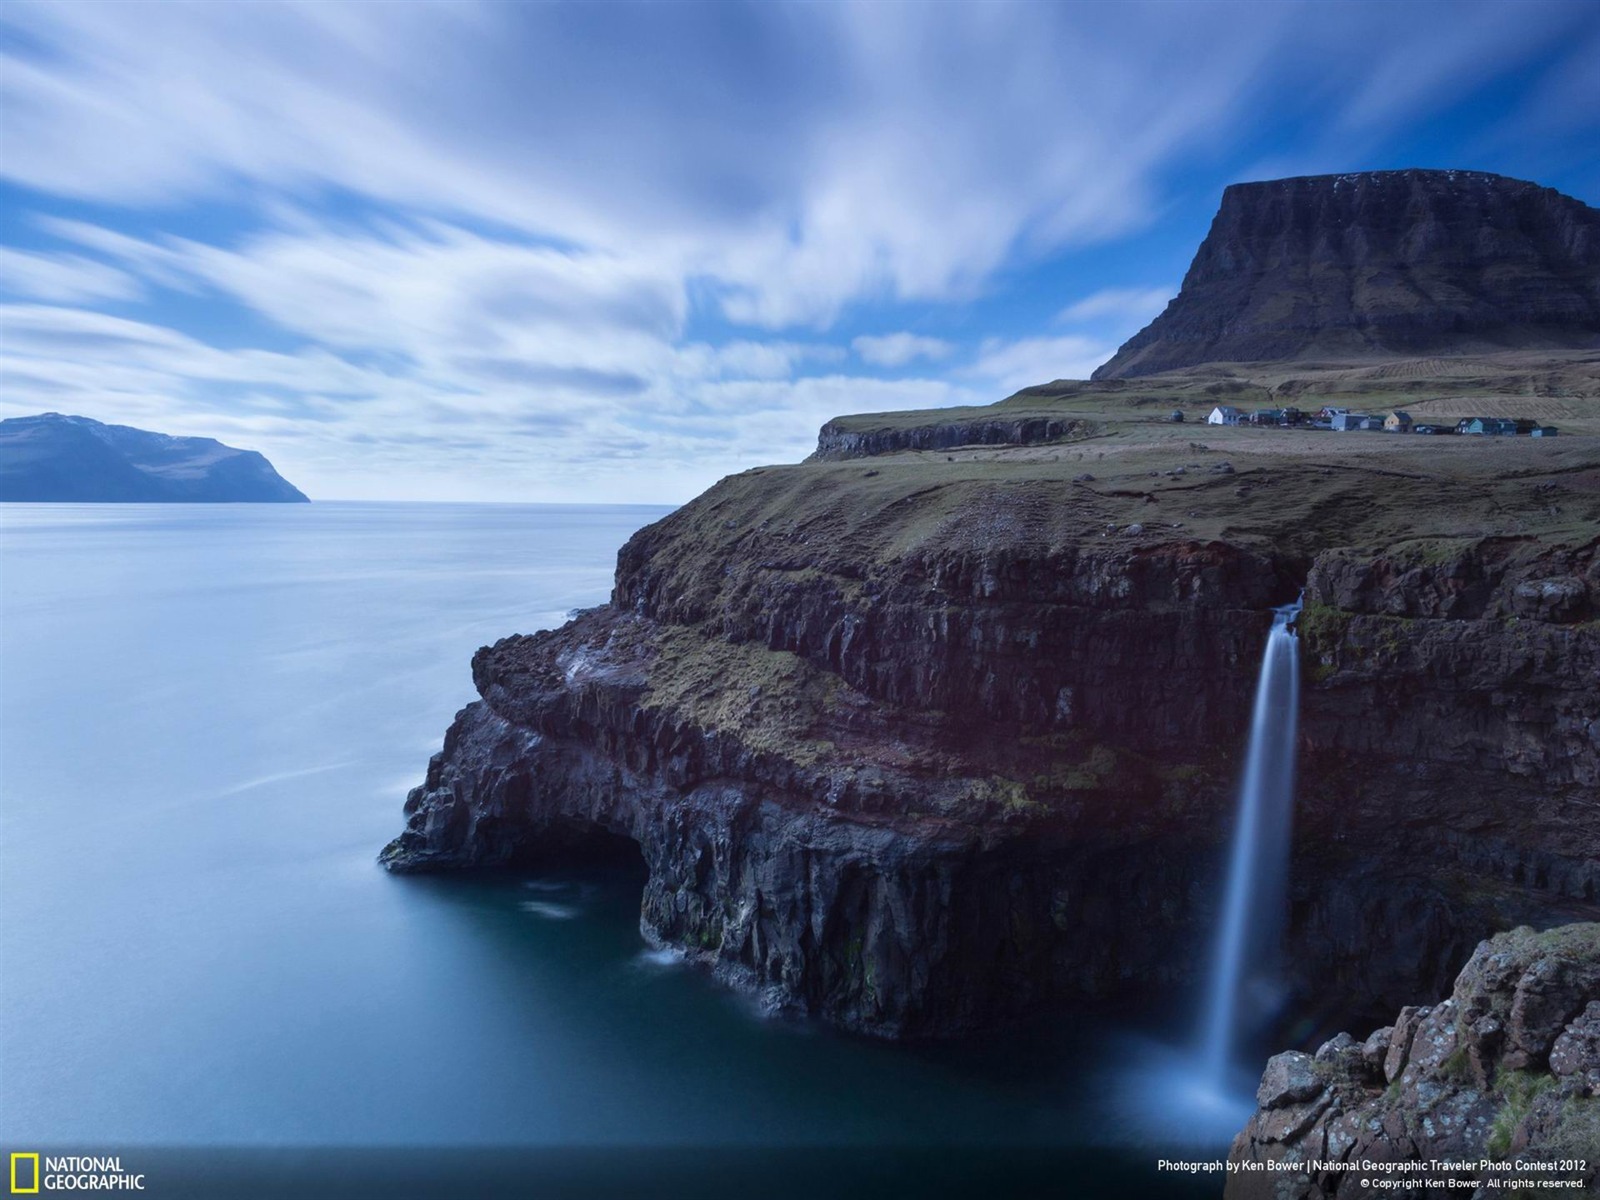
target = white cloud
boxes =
[1057,286,1175,326]
[966,335,1112,395]
[851,332,953,367]
[0,1,1289,329]
[705,341,847,380]
[0,248,143,304]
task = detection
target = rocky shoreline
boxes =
[1228,924,1600,1198]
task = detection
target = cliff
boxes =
[0,412,309,502]
[382,423,1600,1038]
[1227,924,1600,1198]
[1093,170,1600,380]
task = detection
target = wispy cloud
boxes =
[1056,286,1175,326]
[967,335,1112,396]
[852,333,953,368]
[0,247,144,304]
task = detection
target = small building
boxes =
[1281,407,1304,426]
[1461,417,1518,436]
[1207,405,1243,426]
[1317,406,1350,421]
[1513,418,1541,435]
[1531,426,1559,437]
[1384,411,1413,432]
[1331,413,1365,431]
[1249,408,1284,426]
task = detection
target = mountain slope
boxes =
[0,413,309,502]
[1094,169,1600,380]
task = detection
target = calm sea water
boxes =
[0,502,1224,1198]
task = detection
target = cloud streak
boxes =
[852,333,953,367]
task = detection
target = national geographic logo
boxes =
[9,1155,38,1195]
[9,1155,145,1192]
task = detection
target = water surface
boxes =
[0,502,1221,1196]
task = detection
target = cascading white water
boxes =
[1199,599,1302,1086]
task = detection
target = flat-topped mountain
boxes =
[0,412,309,502]
[1094,169,1600,379]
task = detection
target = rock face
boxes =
[1227,925,1600,1199]
[0,412,309,502]
[812,413,1094,461]
[382,450,1600,1038]
[1094,170,1600,380]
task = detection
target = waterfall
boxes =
[1199,599,1302,1086]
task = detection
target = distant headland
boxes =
[0,413,309,503]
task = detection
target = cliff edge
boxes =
[382,421,1600,1038]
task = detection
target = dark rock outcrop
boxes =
[1095,170,1600,379]
[1227,925,1600,1199]
[0,412,309,502]
[811,414,1094,461]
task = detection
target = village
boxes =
[1195,404,1561,436]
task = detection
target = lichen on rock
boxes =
[1227,924,1600,1199]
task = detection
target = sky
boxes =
[1,0,1598,502]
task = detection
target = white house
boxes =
[1207,405,1243,426]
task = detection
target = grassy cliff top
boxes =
[824,349,1600,436]
[739,350,1596,562]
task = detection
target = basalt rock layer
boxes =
[383,449,1600,1038]
[1094,170,1600,380]
[1227,924,1600,1199]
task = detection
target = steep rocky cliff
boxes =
[1227,924,1600,1198]
[383,436,1600,1038]
[1094,171,1600,380]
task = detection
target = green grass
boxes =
[1488,1069,1558,1156]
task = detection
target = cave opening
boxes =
[511,820,650,888]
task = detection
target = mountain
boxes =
[0,413,309,502]
[1093,169,1600,380]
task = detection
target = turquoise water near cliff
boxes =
[0,503,1221,1197]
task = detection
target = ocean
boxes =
[0,502,1223,1198]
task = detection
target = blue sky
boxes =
[1,0,1597,502]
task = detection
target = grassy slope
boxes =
[790,351,1600,560]
[829,349,1600,436]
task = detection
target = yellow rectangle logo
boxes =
[9,1153,39,1194]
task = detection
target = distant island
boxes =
[0,413,309,503]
